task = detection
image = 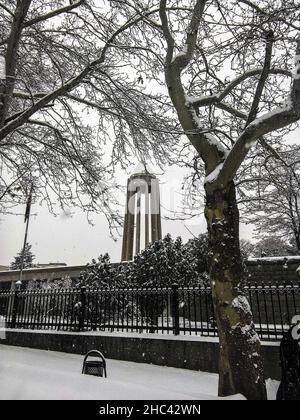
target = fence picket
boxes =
[0,281,299,341]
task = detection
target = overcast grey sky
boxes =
[0,161,256,267]
[1,125,298,268]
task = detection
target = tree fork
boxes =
[205,182,267,400]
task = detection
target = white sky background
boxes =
[1,127,298,267]
[0,161,255,267]
[0,164,204,266]
[0,118,298,268]
[1,128,299,267]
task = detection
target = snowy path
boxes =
[0,345,278,400]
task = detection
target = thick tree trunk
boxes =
[205,181,267,400]
[295,232,300,254]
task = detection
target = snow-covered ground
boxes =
[0,345,278,400]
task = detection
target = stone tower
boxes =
[121,164,162,261]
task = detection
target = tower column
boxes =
[145,183,150,248]
[151,178,160,242]
[121,180,131,262]
[135,187,141,255]
[121,181,136,262]
[157,195,162,240]
[157,179,162,240]
[126,188,135,261]
[121,168,162,261]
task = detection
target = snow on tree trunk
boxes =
[205,181,267,400]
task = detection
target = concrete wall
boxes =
[1,330,281,380]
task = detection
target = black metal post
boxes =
[171,283,180,336]
[19,184,34,285]
[79,287,86,332]
[11,289,20,329]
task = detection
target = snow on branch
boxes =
[24,0,86,28]
[187,68,292,110]
[205,100,298,190]
[204,162,224,184]
[0,7,157,142]
[170,0,207,71]
[171,45,188,64]
[245,33,274,126]
[294,55,300,80]
[0,56,5,80]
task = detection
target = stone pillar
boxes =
[126,188,135,261]
[121,181,130,262]
[145,182,150,248]
[121,181,136,262]
[151,178,160,242]
[158,198,162,240]
[135,188,141,255]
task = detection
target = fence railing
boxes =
[0,282,299,341]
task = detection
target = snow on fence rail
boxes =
[0,282,299,341]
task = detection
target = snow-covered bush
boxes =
[76,253,123,289]
[123,234,208,288]
[79,234,209,289]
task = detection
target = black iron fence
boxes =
[0,282,299,341]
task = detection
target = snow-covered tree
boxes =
[239,145,300,253]
[252,237,297,258]
[127,234,208,287]
[0,1,177,227]
[151,0,300,399]
[184,234,209,276]
[239,239,256,260]
[78,253,132,327]
[2,0,300,399]
[78,253,124,288]
[80,234,209,289]
[10,242,35,270]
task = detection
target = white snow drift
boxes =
[0,345,278,400]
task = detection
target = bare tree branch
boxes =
[190,68,291,108]
[0,0,32,126]
[24,0,86,28]
[246,31,274,126]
